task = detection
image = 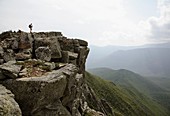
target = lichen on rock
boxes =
[0,84,21,116]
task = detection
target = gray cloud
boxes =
[148,0,170,42]
[0,0,125,45]
[0,0,169,46]
[149,18,170,39]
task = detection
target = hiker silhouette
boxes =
[28,23,33,33]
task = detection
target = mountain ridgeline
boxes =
[88,68,170,115]
[85,71,169,116]
[87,43,170,116]
[87,44,170,77]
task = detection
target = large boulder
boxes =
[77,46,90,73]
[18,32,33,49]
[35,47,52,61]
[3,49,15,62]
[2,64,77,116]
[34,37,62,59]
[0,61,22,79]
[0,84,22,116]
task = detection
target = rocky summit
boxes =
[0,30,113,116]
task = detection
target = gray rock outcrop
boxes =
[35,47,52,61]
[0,30,113,116]
[0,84,21,116]
[0,61,22,79]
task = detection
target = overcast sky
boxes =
[0,0,170,46]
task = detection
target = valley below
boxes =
[86,43,170,115]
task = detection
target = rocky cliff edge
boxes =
[0,30,113,116]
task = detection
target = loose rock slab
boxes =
[35,47,52,61]
[2,64,78,116]
[0,84,22,116]
[0,61,22,79]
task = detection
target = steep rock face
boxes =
[0,30,113,116]
[0,84,21,116]
[3,64,77,115]
[83,84,114,116]
[0,31,89,74]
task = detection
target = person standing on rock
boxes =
[28,23,33,33]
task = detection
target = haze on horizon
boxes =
[0,0,170,46]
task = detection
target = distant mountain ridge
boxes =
[88,67,170,111]
[85,71,169,116]
[87,44,170,77]
[88,68,165,94]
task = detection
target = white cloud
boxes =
[0,0,169,46]
[142,0,170,43]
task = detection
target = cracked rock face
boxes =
[0,84,21,116]
[0,61,22,79]
[0,30,90,83]
[0,30,113,116]
[0,30,89,75]
[2,64,84,116]
[35,46,52,61]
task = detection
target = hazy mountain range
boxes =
[85,71,170,116]
[87,42,170,77]
[87,68,170,113]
